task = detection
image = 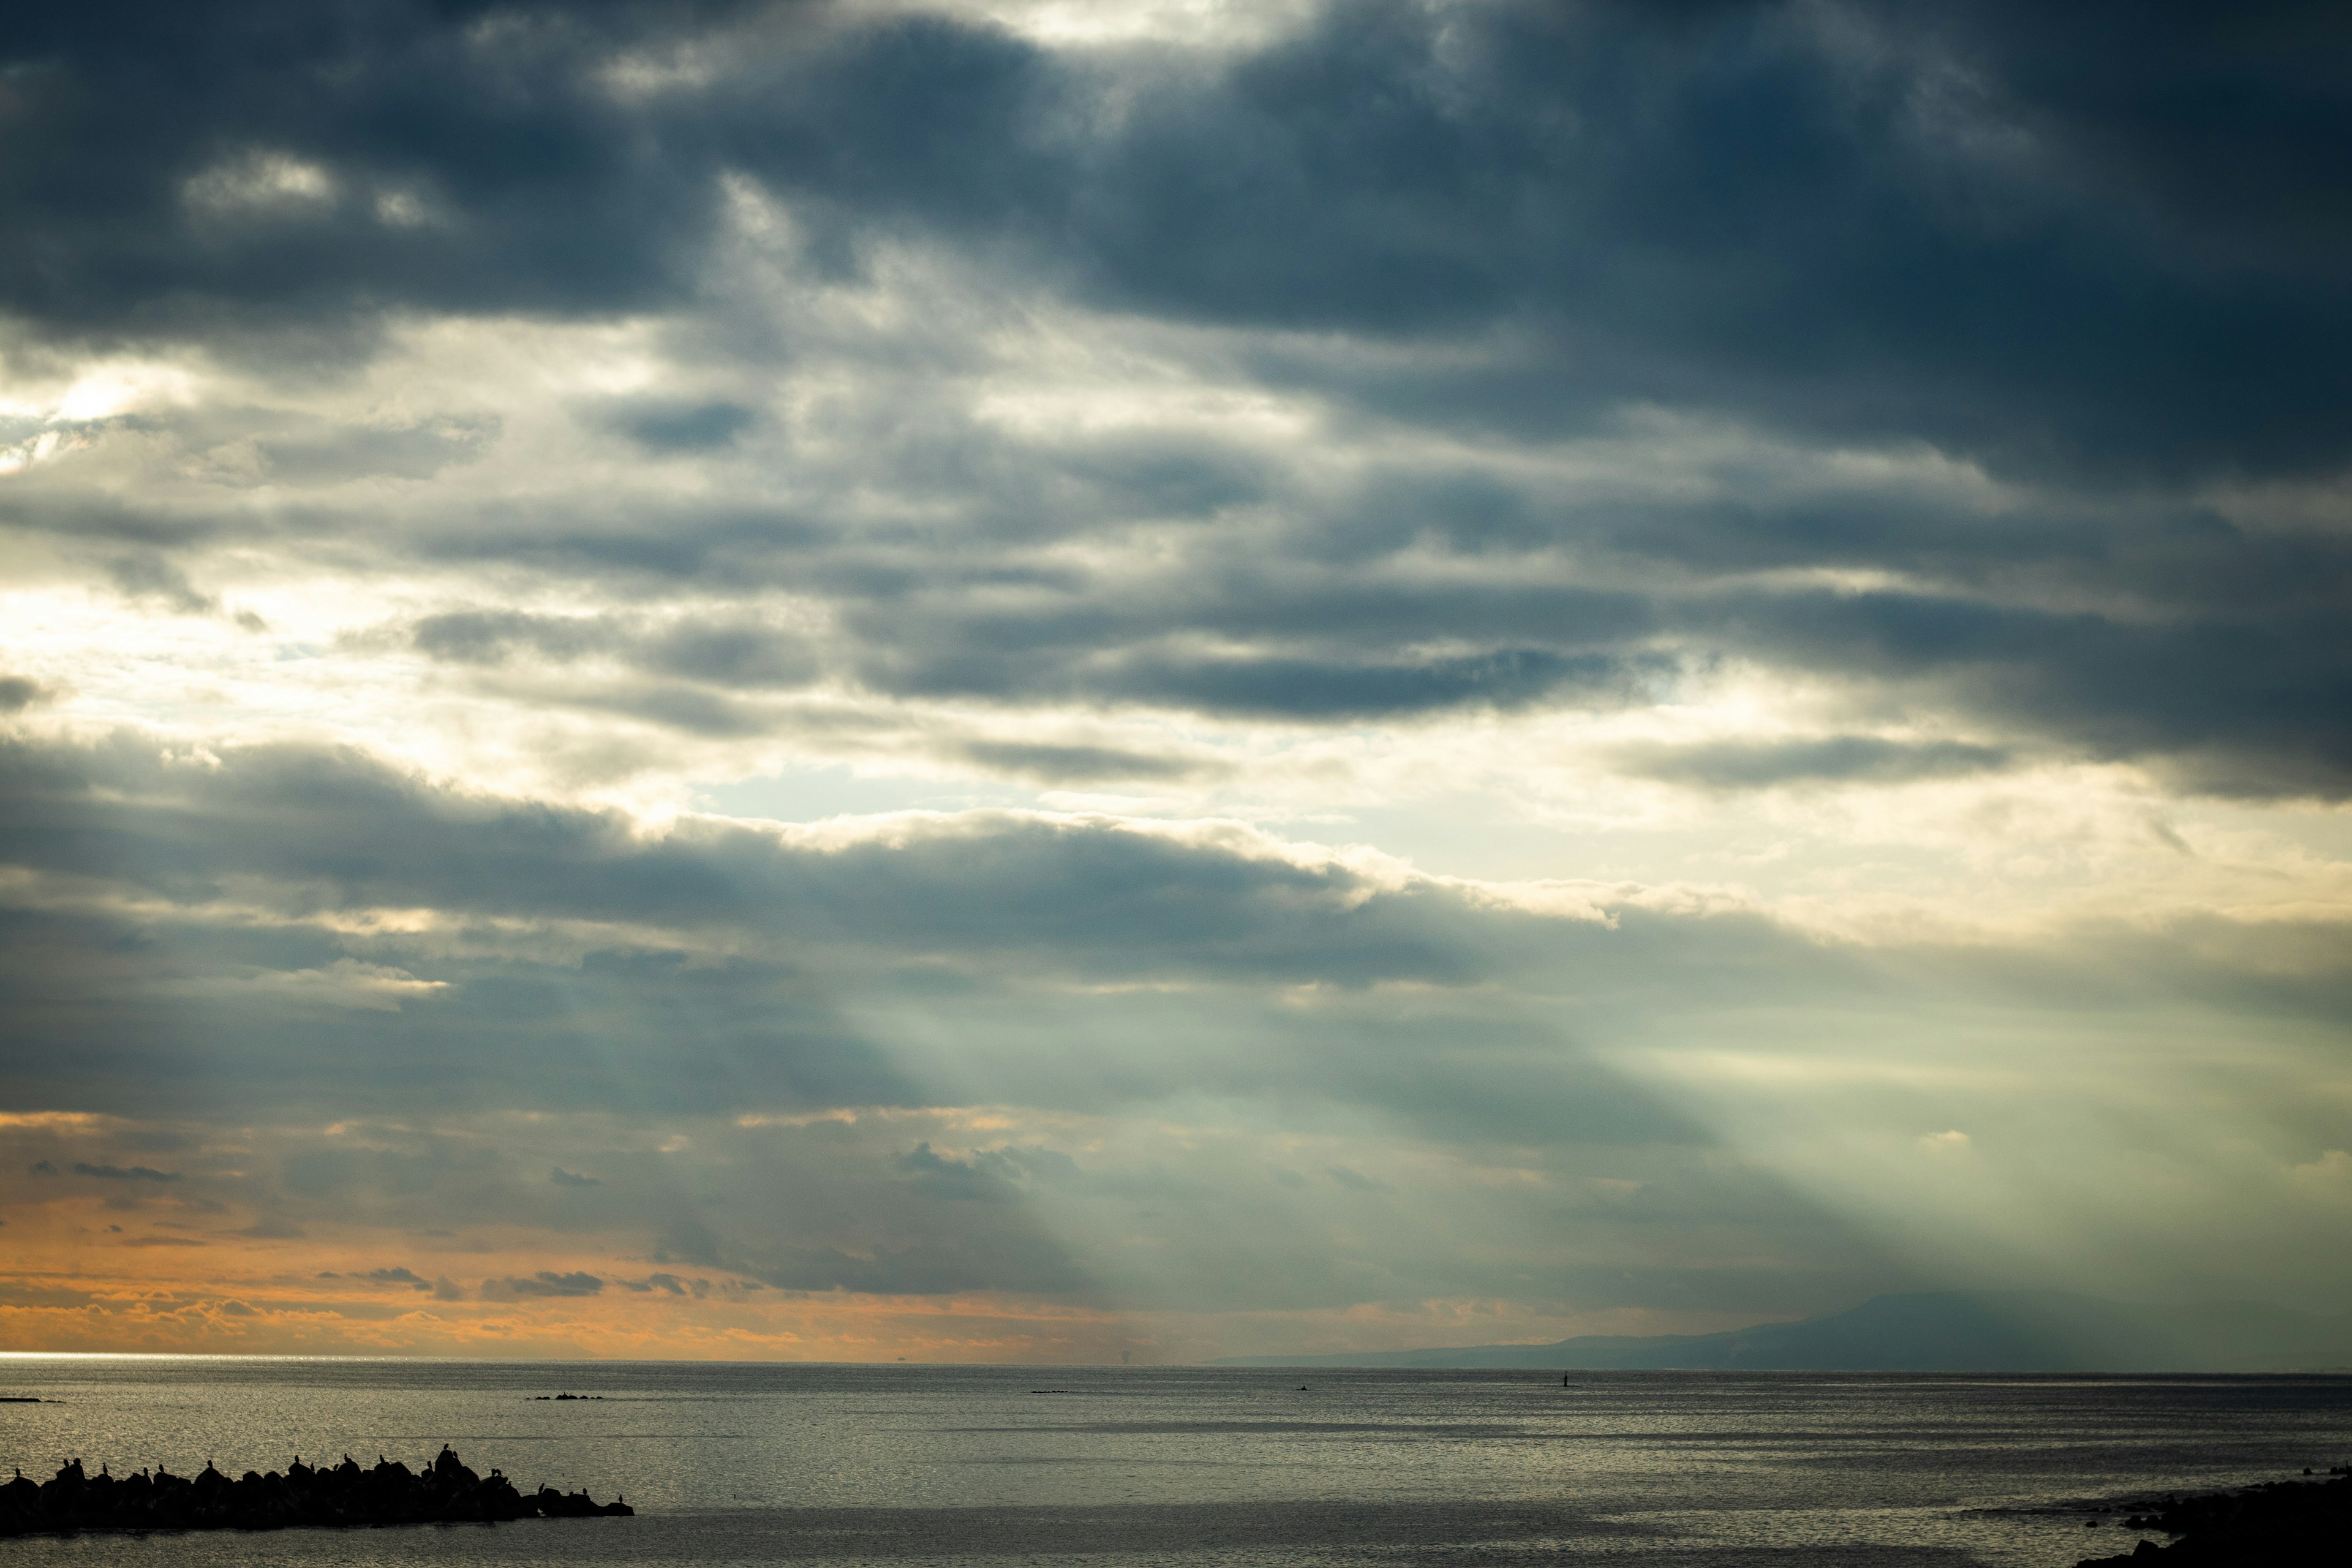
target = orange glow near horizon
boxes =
[0,1182,1141,1362]
[0,1259,1142,1365]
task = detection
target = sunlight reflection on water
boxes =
[1,1361,2346,1566]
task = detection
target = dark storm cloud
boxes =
[397,576,1668,732]
[1699,588,2352,797]
[0,733,1489,985]
[0,729,1477,1115]
[0,729,1786,1148]
[1102,647,1635,720]
[0,0,755,347]
[0,678,48,713]
[1099,0,2352,480]
[826,570,1670,715]
[2,0,2351,1294]
[9,0,2346,476]
[5,726,2340,1169]
[710,0,2352,483]
[9,0,2343,784]
[0,922,898,1118]
[344,442,2349,787]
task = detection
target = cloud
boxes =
[1624,737,2016,791]
[7,0,2344,483]
[483,1270,605,1300]
[750,1238,1083,1298]
[359,1265,432,1291]
[897,1142,1015,1202]
[954,740,1217,786]
[0,0,733,348]
[0,0,2340,793]
[2,0,2351,1355]
[254,415,500,486]
[300,447,2352,793]
[405,610,821,696]
[69,1162,182,1183]
[0,732,1501,990]
[105,553,215,614]
[409,611,616,667]
[609,400,757,452]
[0,724,2345,1159]
[653,1217,725,1270]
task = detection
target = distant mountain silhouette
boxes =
[1215,1291,2352,1371]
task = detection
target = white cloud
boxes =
[175,960,450,1014]
[183,152,339,216]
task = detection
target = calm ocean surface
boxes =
[1,1360,2346,1566]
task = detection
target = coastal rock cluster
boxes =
[0,1445,631,1536]
[2079,1466,2350,1564]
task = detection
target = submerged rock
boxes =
[2079,1465,2350,1565]
[0,1446,632,1536]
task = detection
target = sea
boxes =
[1,1360,2347,1566]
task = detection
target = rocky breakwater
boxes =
[0,1445,632,1536]
[2080,1465,2350,1564]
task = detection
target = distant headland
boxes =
[0,1446,631,1536]
[1216,1290,2352,1372]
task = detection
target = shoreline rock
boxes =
[2078,1465,2350,1564]
[0,1445,632,1536]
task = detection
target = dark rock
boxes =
[0,1446,632,1536]
[2079,1467,2351,1565]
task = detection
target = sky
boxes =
[1,0,2348,1363]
